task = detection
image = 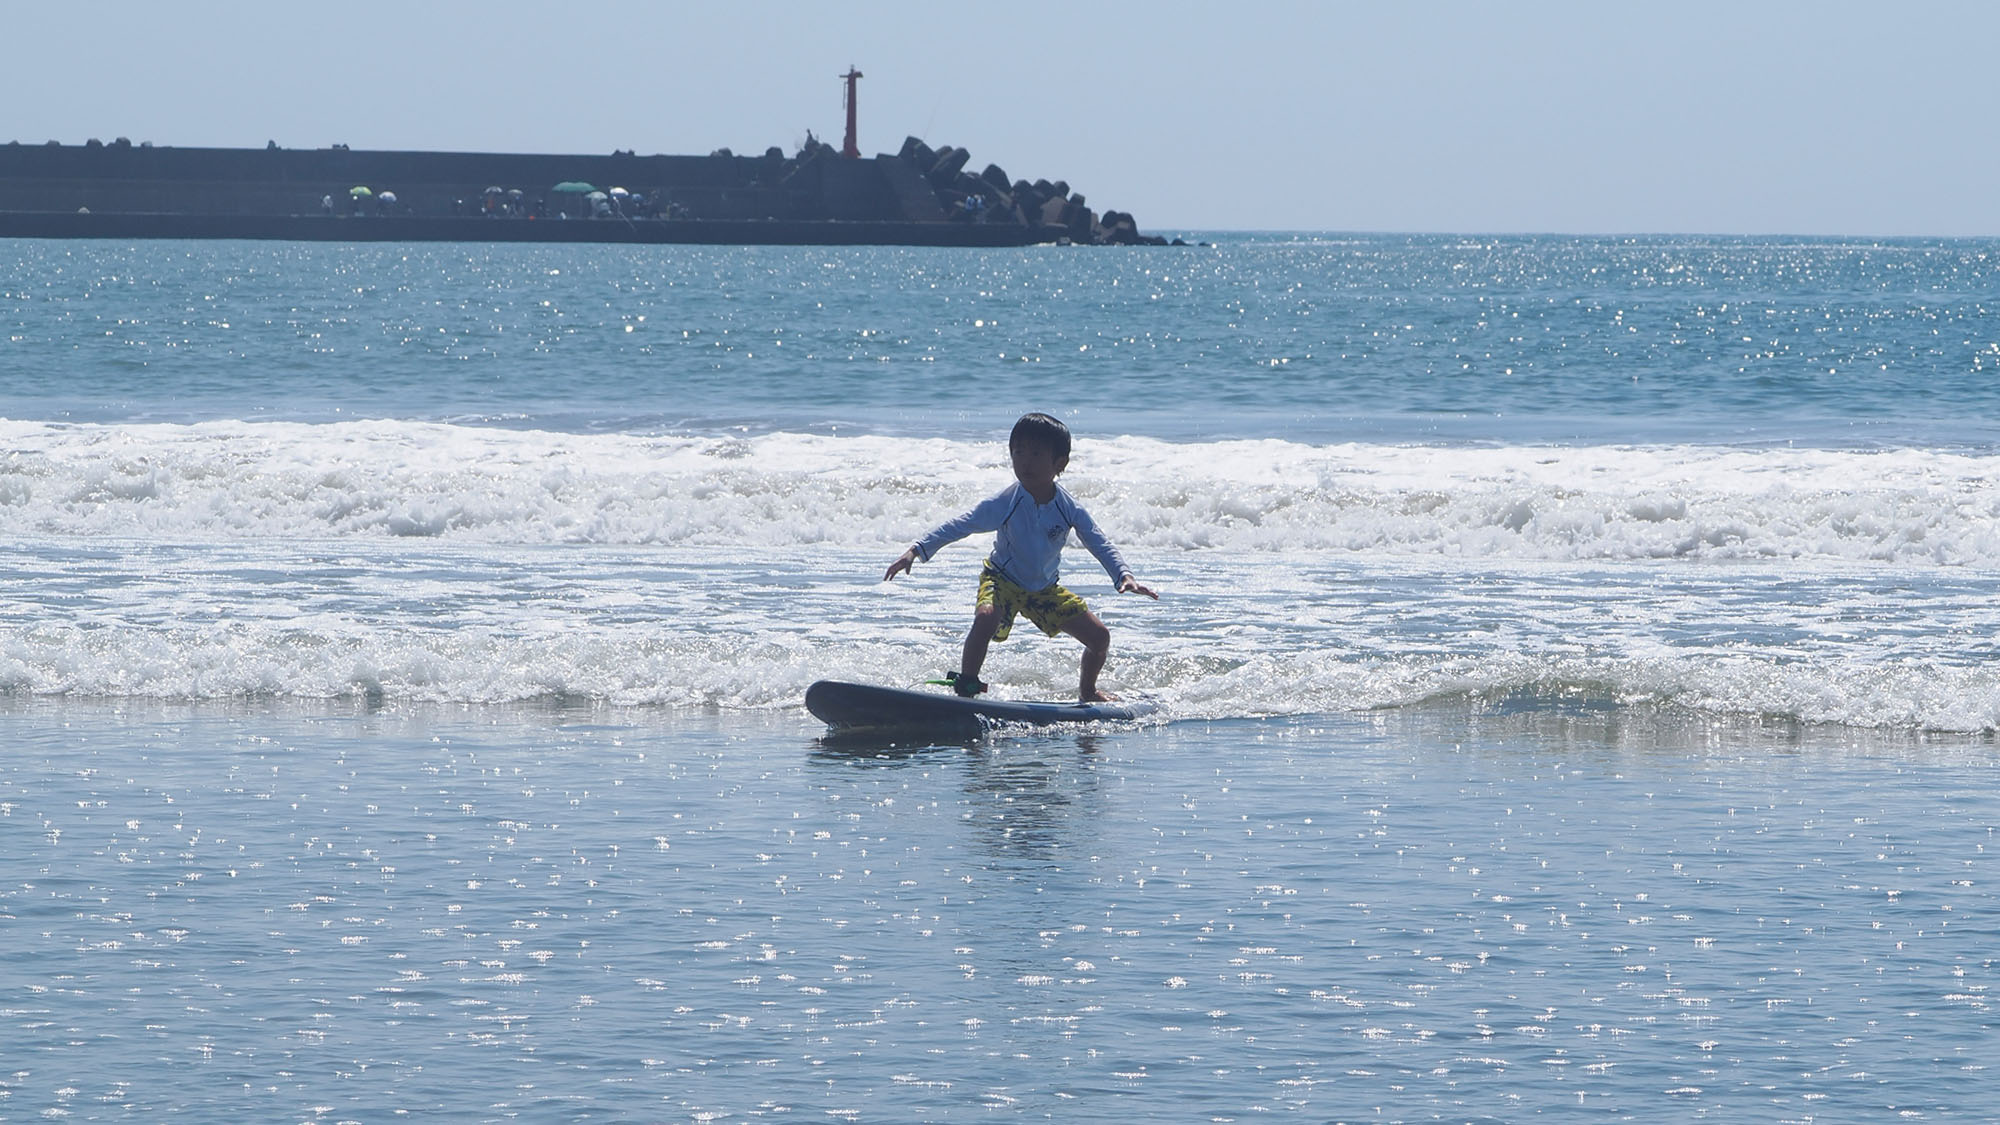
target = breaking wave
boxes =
[5,419,2000,565]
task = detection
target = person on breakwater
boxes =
[884,412,1157,702]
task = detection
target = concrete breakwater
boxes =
[0,135,1171,247]
[892,135,1169,246]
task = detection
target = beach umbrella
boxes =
[483,186,504,195]
[378,190,397,204]
[349,185,372,196]
[608,186,630,197]
[585,191,608,201]
[552,181,596,193]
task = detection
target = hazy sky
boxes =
[7,1,1995,235]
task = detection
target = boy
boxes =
[885,412,1157,702]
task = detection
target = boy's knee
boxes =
[1071,616,1110,652]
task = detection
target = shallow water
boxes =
[5,702,1992,1121]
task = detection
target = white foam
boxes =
[5,420,2000,565]
[8,420,2000,730]
[4,602,1997,730]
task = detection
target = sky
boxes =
[5,0,1996,235]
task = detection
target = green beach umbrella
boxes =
[349,185,372,196]
[552,181,596,193]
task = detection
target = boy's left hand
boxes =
[1120,576,1159,600]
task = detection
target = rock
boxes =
[928,146,971,188]
[1066,206,1095,243]
[980,164,1010,191]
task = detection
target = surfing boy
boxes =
[885,412,1157,702]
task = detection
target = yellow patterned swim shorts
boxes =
[978,563,1090,641]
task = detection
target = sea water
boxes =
[1,234,1995,1121]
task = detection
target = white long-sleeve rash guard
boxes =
[912,482,1132,592]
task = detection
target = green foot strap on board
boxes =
[925,672,987,697]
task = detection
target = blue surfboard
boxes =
[805,679,1155,735]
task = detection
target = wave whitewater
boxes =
[4,619,1999,732]
[5,420,2000,565]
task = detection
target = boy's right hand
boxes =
[884,549,917,581]
[1120,576,1160,600]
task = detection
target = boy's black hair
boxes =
[1010,412,1071,462]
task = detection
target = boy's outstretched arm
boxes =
[1119,575,1160,600]
[885,548,918,581]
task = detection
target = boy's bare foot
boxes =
[1083,689,1119,703]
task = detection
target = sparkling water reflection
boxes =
[3,701,1991,1120]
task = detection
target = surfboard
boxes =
[805,679,1156,735]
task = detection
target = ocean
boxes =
[2,233,1994,1121]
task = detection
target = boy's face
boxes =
[1010,440,1067,494]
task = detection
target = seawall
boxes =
[0,136,1163,247]
[0,210,1060,247]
